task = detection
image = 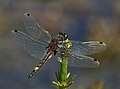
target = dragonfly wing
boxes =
[68,54,100,68]
[71,40,106,56]
[23,13,52,43]
[11,30,48,60]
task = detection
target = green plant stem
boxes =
[60,57,68,81]
[59,57,68,89]
[52,40,75,89]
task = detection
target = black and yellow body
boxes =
[28,50,54,78]
[28,32,72,78]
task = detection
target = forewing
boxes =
[68,54,100,68]
[23,13,52,43]
[71,41,106,56]
[11,30,48,60]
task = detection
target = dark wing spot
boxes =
[27,13,30,16]
[94,59,98,61]
[14,30,18,32]
[99,42,103,44]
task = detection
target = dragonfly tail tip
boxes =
[28,75,32,79]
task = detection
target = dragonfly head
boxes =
[57,32,68,41]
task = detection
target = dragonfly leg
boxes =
[57,57,62,63]
[54,51,58,55]
[46,46,49,49]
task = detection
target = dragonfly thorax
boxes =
[54,33,72,57]
[53,32,72,49]
[48,32,72,57]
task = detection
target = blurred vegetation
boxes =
[0,0,120,89]
[88,80,105,89]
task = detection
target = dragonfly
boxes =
[11,13,106,78]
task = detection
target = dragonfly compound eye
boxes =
[59,32,66,36]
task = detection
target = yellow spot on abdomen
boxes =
[34,67,39,71]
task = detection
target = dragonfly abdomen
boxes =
[28,50,54,78]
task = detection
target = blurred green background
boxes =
[0,0,120,89]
